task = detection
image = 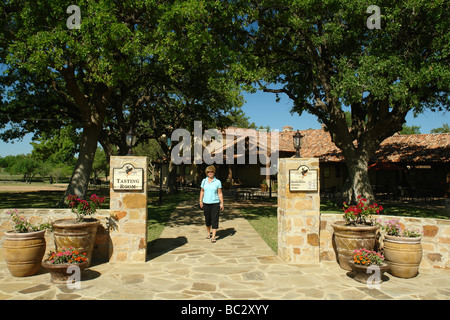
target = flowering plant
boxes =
[66,194,105,222]
[7,209,52,233]
[377,219,422,238]
[343,195,383,226]
[45,247,88,265]
[353,249,385,266]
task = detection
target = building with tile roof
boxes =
[275,126,449,197]
[171,125,449,199]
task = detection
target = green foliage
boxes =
[92,147,108,179]
[249,0,449,201]
[8,208,52,233]
[30,126,78,166]
[253,0,449,121]
[134,139,164,162]
[1,0,253,198]
[430,123,450,133]
[0,153,73,183]
[7,155,41,183]
[40,162,73,183]
[0,155,19,169]
[400,125,421,135]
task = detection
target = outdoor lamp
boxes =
[293,130,303,158]
[126,127,137,156]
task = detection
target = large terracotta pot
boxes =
[332,221,379,271]
[52,219,99,267]
[3,230,46,277]
[383,235,422,278]
[349,262,390,285]
[42,259,89,284]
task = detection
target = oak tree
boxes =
[250,0,449,202]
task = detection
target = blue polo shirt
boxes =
[201,177,222,204]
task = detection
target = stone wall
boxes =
[0,209,111,263]
[320,214,450,270]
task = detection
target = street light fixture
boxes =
[293,130,303,158]
[126,127,137,156]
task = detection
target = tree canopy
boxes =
[1,0,253,201]
[1,0,448,204]
[248,0,449,202]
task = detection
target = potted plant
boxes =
[41,247,89,284]
[349,249,389,285]
[378,219,423,278]
[3,209,52,277]
[260,180,268,192]
[52,194,105,267]
[332,196,383,271]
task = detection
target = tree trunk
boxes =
[167,159,178,194]
[58,123,102,206]
[342,152,374,204]
[57,67,111,206]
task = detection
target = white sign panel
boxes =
[113,163,144,191]
[289,165,318,191]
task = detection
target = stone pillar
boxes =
[109,156,148,262]
[277,158,320,264]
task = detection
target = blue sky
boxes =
[243,90,449,133]
[0,90,448,157]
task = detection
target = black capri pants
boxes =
[203,203,220,229]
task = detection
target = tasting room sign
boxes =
[113,163,144,191]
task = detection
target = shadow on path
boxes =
[147,236,188,261]
[217,227,236,240]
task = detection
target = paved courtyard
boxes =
[1,199,449,301]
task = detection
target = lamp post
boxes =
[293,130,303,158]
[126,127,137,156]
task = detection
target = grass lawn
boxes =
[320,199,448,220]
[0,189,110,209]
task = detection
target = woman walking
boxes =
[199,165,224,243]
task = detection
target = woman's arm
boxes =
[218,188,224,210]
[199,188,204,209]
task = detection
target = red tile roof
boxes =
[216,126,449,163]
[278,128,450,163]
[374,133,450,163]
